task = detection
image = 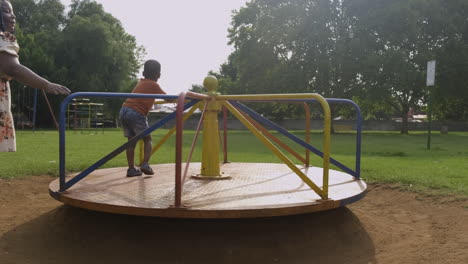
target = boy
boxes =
[119,59,166,177]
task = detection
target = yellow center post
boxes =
[200,76,223,177]
[191,76,237,180]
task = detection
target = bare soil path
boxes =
[1,175,467,264]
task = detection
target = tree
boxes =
[58,0,145,121]
[57,0,143,93]
[11,0,145,127]
[348,0,440,133]
[431,0,468,120]
[216,0,468,129]
[216,0,364,120]
[11,0,67,127]
[349,0,468,131]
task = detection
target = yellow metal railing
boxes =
[139,77,332,200]
[218,94,331,199]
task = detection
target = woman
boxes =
[0,0,70,152]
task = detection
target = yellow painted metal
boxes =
[304,103,311,167]
[223,101,325,198]
[149,102,203,158]
[203,75,219,94]
[218,93,331,199]
[200,76,222,176]
[217,94,323,101]
[139,80,332,198]
[153,99,189,105]
[136,102,202,166]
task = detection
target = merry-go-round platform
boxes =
[50,76,367,219]
[49,162,367,218]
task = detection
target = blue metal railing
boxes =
[59,92,197,191]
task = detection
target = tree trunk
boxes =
[400,108,409,134]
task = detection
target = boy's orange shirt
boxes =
[122,79,165,116]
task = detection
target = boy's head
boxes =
[143,59,161,80]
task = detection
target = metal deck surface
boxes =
[49,163,366,218]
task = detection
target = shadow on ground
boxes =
[0,206,375,264]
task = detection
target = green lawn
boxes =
[1,129,467,195]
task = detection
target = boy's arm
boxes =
[154,83,175,102]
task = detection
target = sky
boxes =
[60,0,249,95]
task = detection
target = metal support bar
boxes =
[223,106,229,163]
[182,101,208,184]
[224,101,325,198]
[239,110,307,164]
[230,101,356,178]
[223,97,362,178]
[175,93,188,207]
[149,102,202,156]
[303,103,311,167]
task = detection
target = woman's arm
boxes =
[0,52,70,95]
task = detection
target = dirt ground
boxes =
[0,175,467,264]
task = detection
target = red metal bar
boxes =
[182,101,208,184]
[223,105,229,163]
[303,103,311,167]
[175,92,187,207]
[186,91,211,100]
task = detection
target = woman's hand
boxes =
[45,82,71,95]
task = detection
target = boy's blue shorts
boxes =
[119,106,148,138]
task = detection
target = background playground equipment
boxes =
[13,85,60,130]
[66,98,104,132]
[49,76,366,218]
[13,86,36,129]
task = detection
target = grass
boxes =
[0,129,467,195]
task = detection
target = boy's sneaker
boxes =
[126,168,142,177]
[140,164,154,175]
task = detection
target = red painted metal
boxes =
[186,91,210,100]
[182,101,208,184]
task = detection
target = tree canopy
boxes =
[202,0,468,132]
[10,0,468,129]
[11,0,144,127]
